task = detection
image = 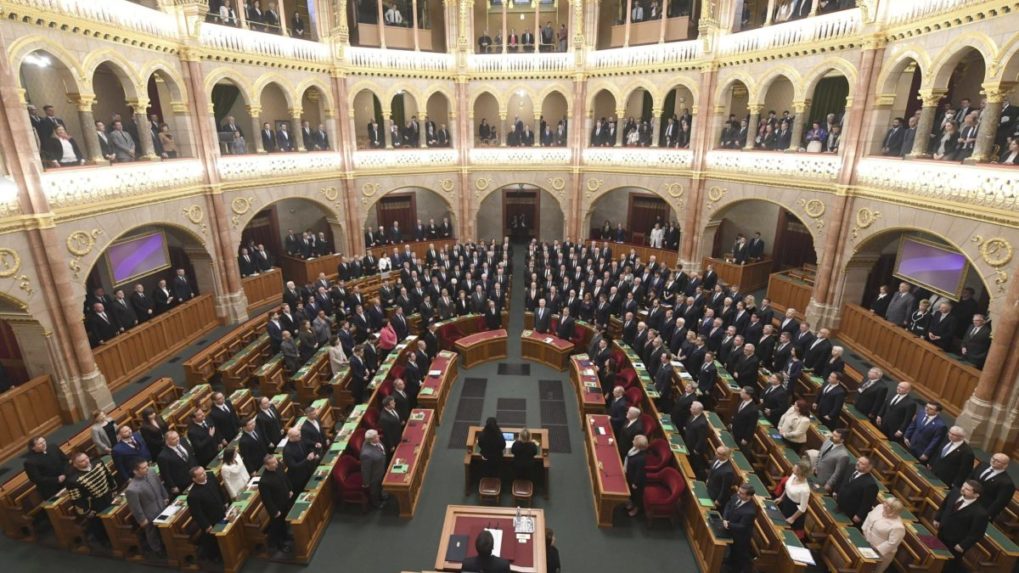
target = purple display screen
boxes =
[106,232,170,285]
[894,238,968,298]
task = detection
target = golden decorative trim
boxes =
[548,177,566,192]
[474,177,491,191]
[361,182,381,197]
[321,187,339,202]
[66,230,100,257]
[707,186,726,202]
[230,196,256,228]
[851,207,881,241]
[800,198,826,219]
[439,178,455,192]
[182,204,208,237]
[664,182,684,198]
[0,248,21,278]
[971,236,1013,268]
[17,274,33,297]
[585,178,602,193]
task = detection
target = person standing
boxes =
[722,484,758,573]
[934,480,990,573]
[258,455,294,555]
[360,429,388,509]
[124,458,169,556]
[862,497,907,573]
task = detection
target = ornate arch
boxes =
[704,195,823,264]
[472,178,568,212]
[361,184,459,230]
[660,76,701,109]
[536,85,572,116]
[503,84,539,116]
[470,85,506,113]
[801,57,859,101]
[714,73,756,105]
[583,184,686,232]
[347,80,386,108]
[422,85,456,110]
[385,86,423,115]
[253,74,297,109]
[620,78,661,110]
[995,34,1019,83]
[875,47,931,97]
[928,33,997,90]
[205,68,255,106]
[585,83,622,114]
[139,61,187,103]
[296,78,335,114]
[0,291,30,313]
[81,50,143,101]
[230,194,340,249]
[7,37,88,95]
[754,66,803,105]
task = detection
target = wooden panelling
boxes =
[94,295,219,392]
[766,272,813,317]
[582,240,681,267]
[703,257,774,293]
[0,375,68,463]
[279,239,455,286]
[836,304,980,416]
[242,267,283,312]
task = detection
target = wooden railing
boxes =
[703,257,774,293]
[582,240,681,268]
[279,239,456,286]
[836,304,980,416]
[0,375,69,463]
[765,270,814,317]
[93,295,219,392]
[242,267,282,312]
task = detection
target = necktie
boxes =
[954,499,963,511]
[821,442,833,458]
[712,460,721,470]
[852,471,860,480]
[981,468,994,480]
[891,394,902,406]
[942,442,953,457]
[177,446,187,460]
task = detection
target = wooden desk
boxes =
[420,350,458,421]
[766,271,813,318]
[242,267,282,312]
[0,375,69,463]
[583,414,630,527]
[569,355,606,415]
[216,333,272,392]
[291,345,332,403]
[383,409,436,518]
[463,427,550,498]
[520,330,574,371]
[703,257,774,293]
[454,329,508,368]
[286,464,335,564]
[582,240,680,269]
[434,505,546,573]
[837,304,979,416]
[434,314,506,351]
[681,479,732,572]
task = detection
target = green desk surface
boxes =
[846,405,868,420]
[255,353,283,374]
[843,523,876,553]
[271,393,287,406]
[219,333,268,371]
[889,441,918,464]
[914,465,948,490]
[692,480,714,507]
[228,388,251,402]
[732,451,753,472]
[182,383,210,398]
[821,495,853,524]
[988,523,1019,553]
[706,411,725,430]
[745,474,768,498]
[659,416,677,434]
[718,431,738,449]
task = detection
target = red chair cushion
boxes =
[625,387,644,408]
[644,483,674,505]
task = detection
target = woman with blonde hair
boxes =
[862,497,906,572]
[775,459,812,530]
[778,399,812,453]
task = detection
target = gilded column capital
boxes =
[247,105,263,116]
[748,104,765,115]
[127,99,151,113]
[70,94,96,112]
[289,107,304,118]
[171,102,189,114]
[981,82,1016,104]
[918,89,947,108]
[792,100,809,114]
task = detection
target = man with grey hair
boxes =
[685,401,710,476]
[360,429,388,509]
[929,425,974,489]
[618,406,642,458]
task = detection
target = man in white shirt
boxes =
[384,4,403,25]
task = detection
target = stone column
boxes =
[533,114,541,147]
[412,0,420,50]
[710,105,726,148]
[131,99,158,160]
[744,104,762,150]
[809,0,820,15]
[788,100,808,151]
[73,95,105,164]
[291,108,305,151]
[764,0,776,25]
[967,82,1011,163]
[170,102,195,159]
[249,105,265,153]
[326,216,348,254]
[615,108,625,146]
[384,108,394,148]
[624,0,633,47]
[501,0,508,54]
[499,113,507,147]
[906,91,943,159]
[650,109,662,147]
[658,5,667,43]
[377,0,387,48]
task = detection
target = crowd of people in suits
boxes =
[879,96,1019,163]
[868,282,991,369]
[217,116,330,155]
[597,217,682,250]
[363,115,451,149]
[719,109,843,153]
[476,21,569,54]
[27,104,181,168]
[623,0,694,23]
[589,110,694,148]
[363,217,454,248]
[208,0,304,37]
[83,269,197,348]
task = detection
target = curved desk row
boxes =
[454,329,508,368]
[519,330,574,371]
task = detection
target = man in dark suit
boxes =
[813,373,847,430]
[881,117,905,156]
[834,456,879,525]
[732,344,760,388]
[239,417,268,475]
[760,374,789,426]
[282,428,318,492]
[771,331,793,374]
[130,284,155,322]
[617,407,642,459]
[186,467,227,561]
[237,248,258,277]
[23,437,69,500]
[172,268,194,302]
[968,453,1015,520]
[360,430,388,508]
[261,122,276,152]
[258,455,293,554]
[903,402,948,462]
[620,312,637,345]
[156,431,198,495]
[109,290,138,331]
[960,314,991,368]
[929,426,975,489]
[461,530,511,573]
[533,299,552,333]
[208,392,240,444]
[695,350,717,396]
[556,307,576,340]
[188,409,219,467]
[934,480,990,572]
[684,402,709,477]
[854,367,888,420]
[722,484,758,573]
[730,387,759,448]
[927,302,957,351]
[86,303,120,347]
[706,446,737,509]
[653,351,675,412]
[379,397,404,458]
[875,381,917,440]
[803,328,833,371]
[868,285,892,317]
[256,397,284,449]
[300,406,327,454]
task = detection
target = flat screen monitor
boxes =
[502,432,515,443]
[892,236,969,299]
[106,231,171,287]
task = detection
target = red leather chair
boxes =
[612,349,627,367]
[346,428,366,458]
[389,365,405,382]
[625,387,644,408]
[639,414,657,437]
[643,467,685,525]
[361,408,381,431]
[617,368,638,389]
[331,454,369,512]
[645,439,672,473]
[377,380,393,400]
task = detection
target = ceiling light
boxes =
[24,53,51,68]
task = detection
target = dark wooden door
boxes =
[377,193,416,236]
[504,189,539,241]
[774,208,817,270]
[241,207,280,256]
[628,194,669,240]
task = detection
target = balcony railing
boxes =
[467,52,573,74]
[583,148,692,170]
[41,159,205,210]
[7,0,178,40]
[856,157,1019,211]
[704,149,843,181]
[884,0,974,25]
[469,147,572,165]
[586,40,701,70]
[200,23,331,64]
[352,149,458,170]
[718,9,861,57]
[218,152,343,182]
[346,46,454,73]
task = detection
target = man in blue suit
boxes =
[112,425,152,482]
[904,402,948,462]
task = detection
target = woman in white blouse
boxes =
[775,459,812,530]
[328,335,348,376]
[778,399,812,453]
[862,497,906,572]
[220,446,250,500]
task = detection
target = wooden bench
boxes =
[183,315,266,388]
[217,333,273,392]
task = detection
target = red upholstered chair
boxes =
[625,387,644,408]
[377,380,393,400]
[331,454,369,512]
[639,414,657,437]
[612,349,627,368]
[617,368,638,389]
[346,428,366,458]
[473,315,485,331]
[569,328,583,348]
[645,439,672,473]
[389,365,405,381]
[361,408,381,431]
[643,467,685,525]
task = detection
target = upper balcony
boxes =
[199,22,331,65]
[718,7,862,59]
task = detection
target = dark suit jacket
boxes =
[684,415,710,458]
[188,421,218,466]
[556,316,575,340]
[731,402,759,445]
[533,308,552,333]
[300,419,326,451]
[156,441,198,493]
[835,471,878,523]
[187,475,226,530]
[929,441,975,489]
[969,463,1016,519]
[379,409,403,452]
[903,413,947,460]
[855,381,888,418]
[814,384,847,426]
[109,299,138,330]
[617,419,641,457]
[256,407,284,448]
[239,431,268,474]
[258,468,293,518]
[803,337,832,371]
[282,440,314,490]
[733,353,760,386]
[936,488,989,551]
[877,394,917,437]
[961,325,990,368]
[722,496,757,547]
[130,291,155,321]
[707,460,736,508]
[460,554,511,573]
[209,402,240,442]
[869,293,891,317]
[760,384,789,426]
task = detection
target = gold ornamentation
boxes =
[474,177,491,191]
[971,236,1013,268]
[707,186,726,202]
[439,178,455,193]
[66,230,101,257]
[17,275,32,297]
[230,196,256,228]
[362,183,381,197]
[993,270,1009,293]
[182,205,208,236]
[851,208,881,241]
[321,187,339,202]
[585,178,602,193]
[548,177,566,192]
[664,183,685,198]
[800,198,826,218]
[0,248,21,278]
